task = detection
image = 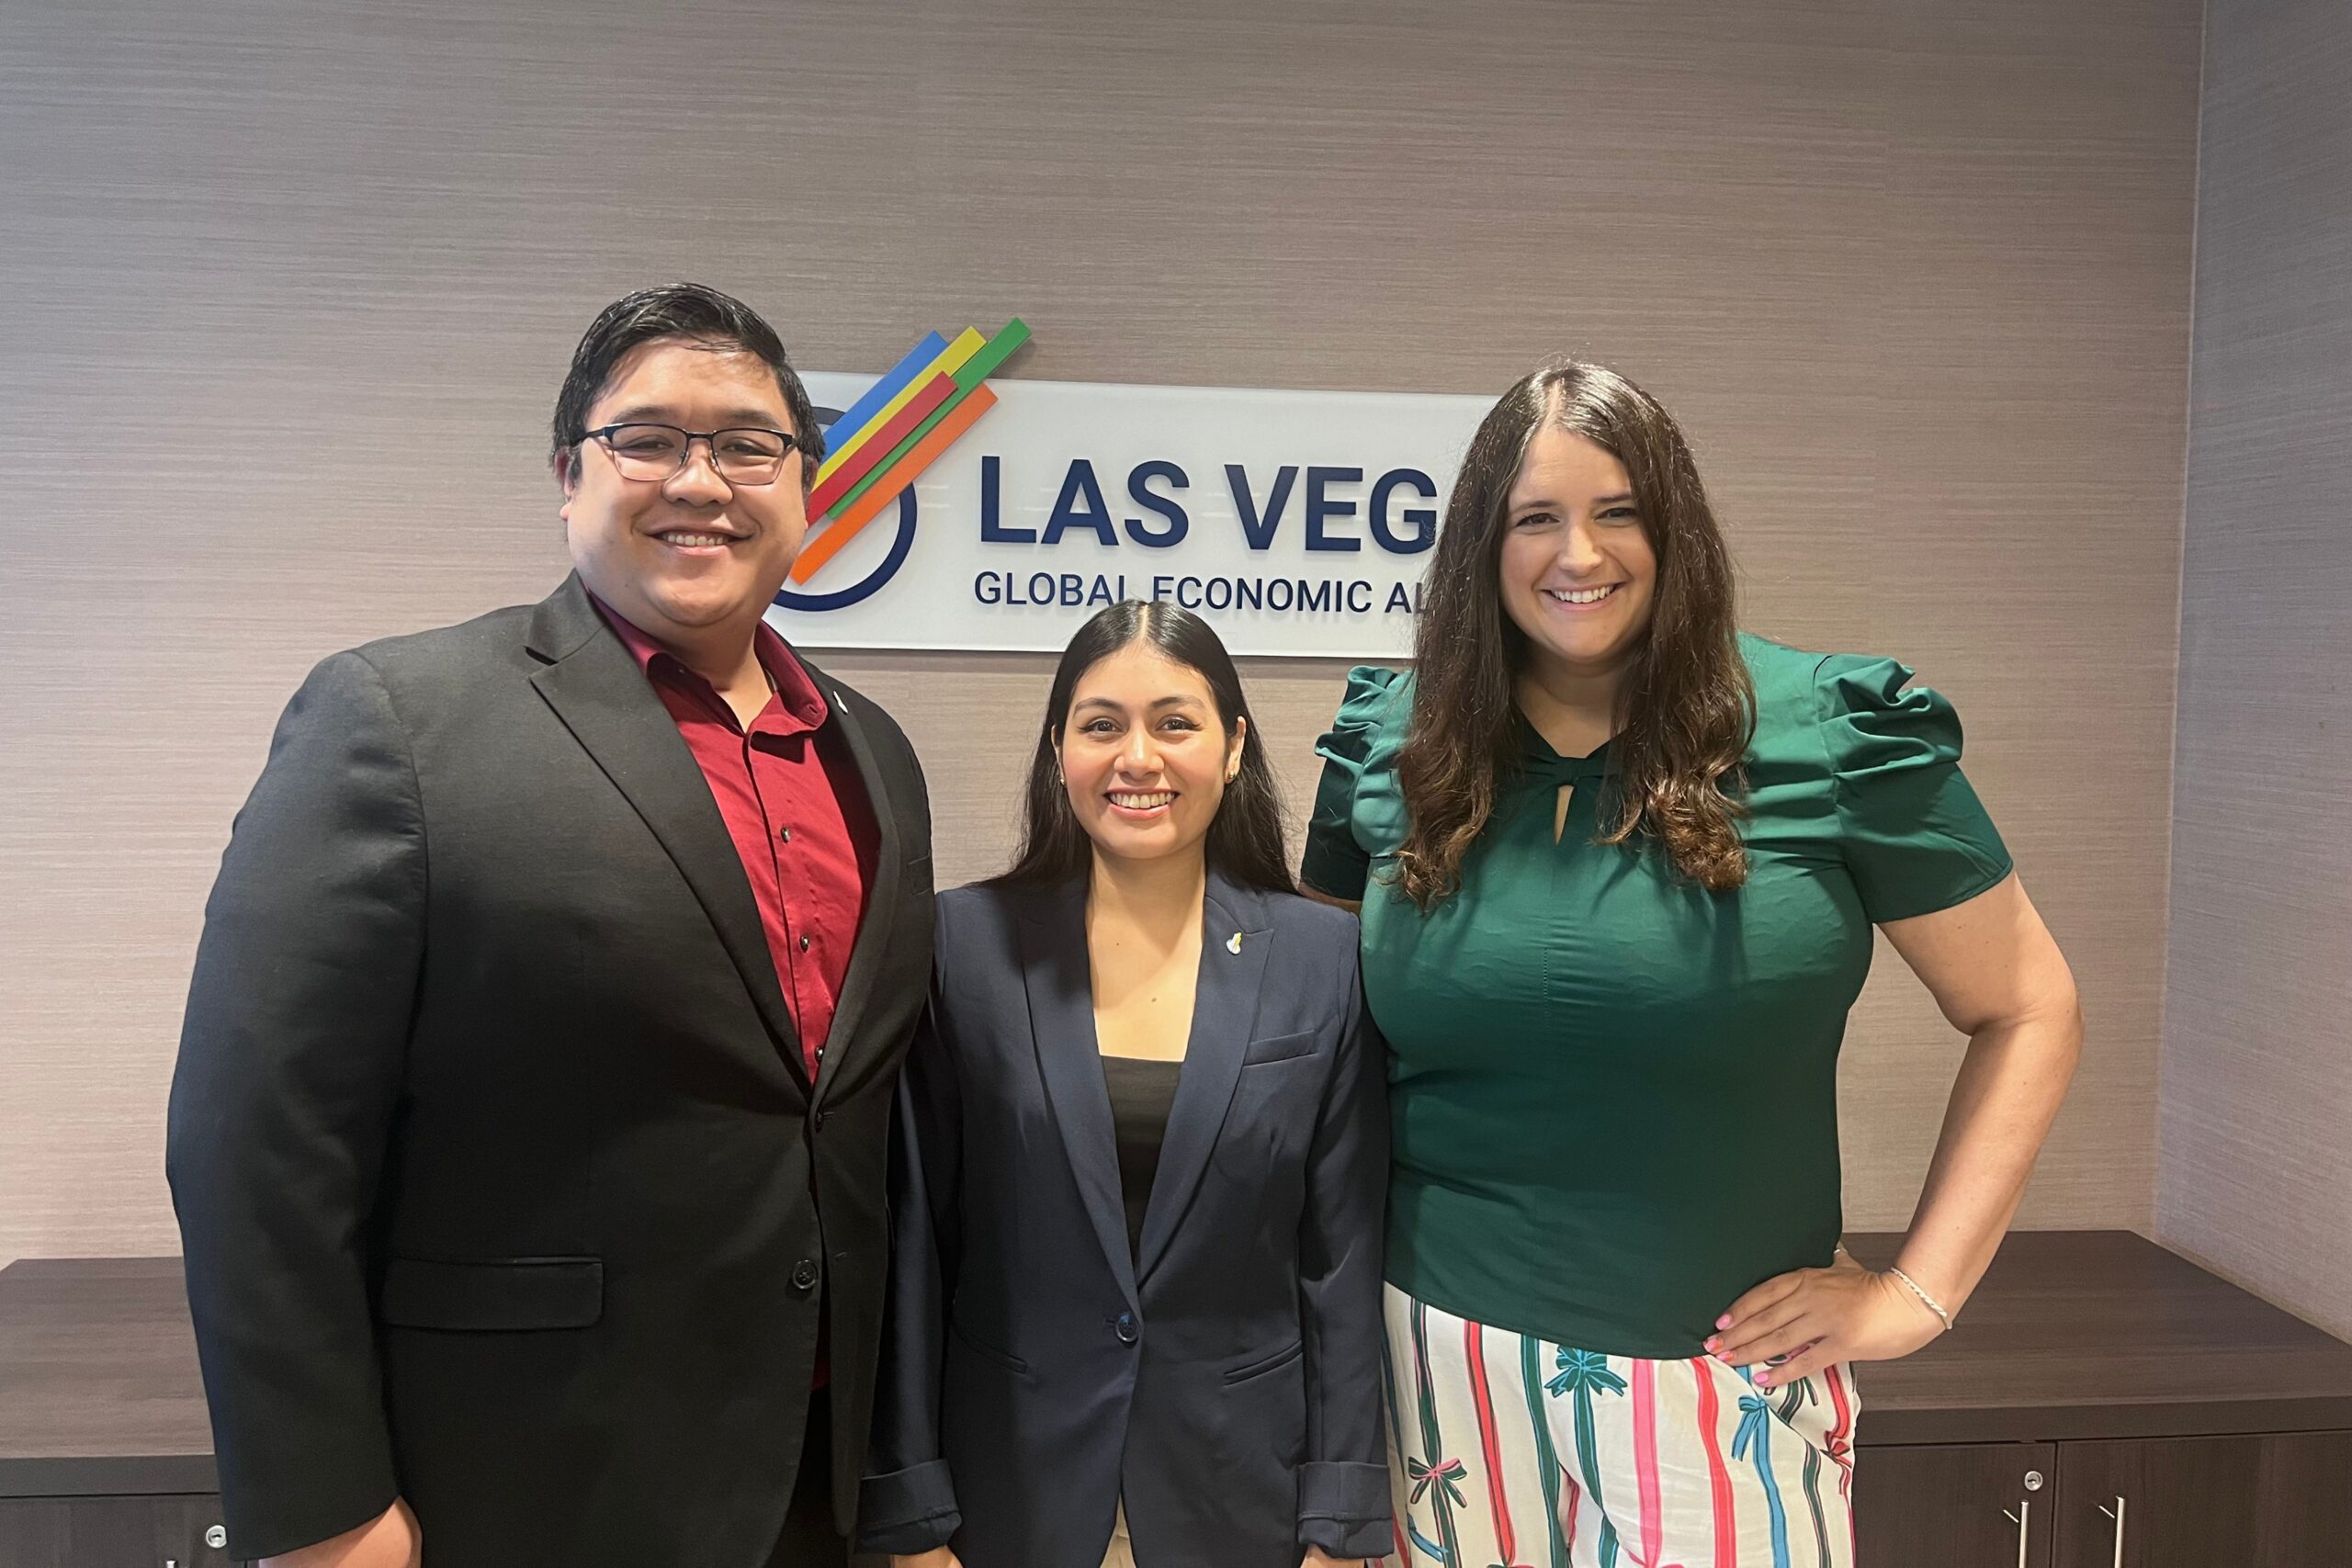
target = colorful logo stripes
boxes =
[788,317,1031,585]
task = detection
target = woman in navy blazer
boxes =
[860,602,1391,1568]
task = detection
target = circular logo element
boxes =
[772,405,920,613]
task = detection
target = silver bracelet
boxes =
[1887,1265,1954,1333]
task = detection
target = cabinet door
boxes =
[1857,1442,2056,1568]
[0,1494,233,1568]
[2052,1430,2352,1567]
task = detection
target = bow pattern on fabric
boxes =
[1409,1455,1471,1511]
[1733,1393,1794,1568]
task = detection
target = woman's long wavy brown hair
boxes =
[1392,359,1754,908]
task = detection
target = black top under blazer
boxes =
[165,574,934,1566]
[860,874,1391,1568]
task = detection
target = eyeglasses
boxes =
[582,423,799,485]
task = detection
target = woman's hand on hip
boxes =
[1302,1550,1369,1568]
[1705,1248,1945,1390]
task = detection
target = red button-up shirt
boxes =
[594,599,876,1087]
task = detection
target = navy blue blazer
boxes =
[860,872,1391,1568]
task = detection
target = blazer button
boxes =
[792,1259,820,1292]
[1114,1311,1138,1345]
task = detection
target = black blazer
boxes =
[165,574,933,1566]
[861,874,1390,1568]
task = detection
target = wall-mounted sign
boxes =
[768,323,1491,657]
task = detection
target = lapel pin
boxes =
[1227,931,1244,954]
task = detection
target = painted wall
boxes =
[0,0,2203,1262]
[2159,0,2352,1339]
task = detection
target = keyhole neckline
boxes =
[1520,723,1617,786]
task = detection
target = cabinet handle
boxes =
[2098,1495,2127,1567]
[2002,1497,2032,1568]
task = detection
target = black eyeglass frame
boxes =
[577,423,801,485]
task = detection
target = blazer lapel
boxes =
[524,574,808,1097]
[1018,881,1140,1312]
[797,656,905,1110]
[1136,871,1273,1285]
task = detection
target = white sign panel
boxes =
[768,375,1493,658]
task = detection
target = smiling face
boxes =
[1057,641,1247,871]
[558,337,808,653]
[1496,425,1660,682]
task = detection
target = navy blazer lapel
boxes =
[1136,871,1273,1285]
[1018,880,1139,1312]
[524,575,807,1097]
[796,654,906,1110]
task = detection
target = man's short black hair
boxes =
[552,282,824,489]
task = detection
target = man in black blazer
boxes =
[168,284,933,1567]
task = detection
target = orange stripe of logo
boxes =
[788,384,1001,585]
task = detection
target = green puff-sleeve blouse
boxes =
[1302,633,2014,1359]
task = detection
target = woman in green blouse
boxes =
[1303,360,2081,1568]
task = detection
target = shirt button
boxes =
[778,827,792,843]
[797,934,811,952]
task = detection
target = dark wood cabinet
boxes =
[0,1259,224,1568]
[1845,1234,2352,1568]
[0,1494,233,1568]
[1857,1442,2055,1567]
[2049,1430,2352,1567]
[1855,1431,2352,1567]
[6,1238,2351,1567]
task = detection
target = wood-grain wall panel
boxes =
[0,0,2201,1260]
[2157,0,2352,1341]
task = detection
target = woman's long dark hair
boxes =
[992,601,1295,895]
[1393,358,1754,908]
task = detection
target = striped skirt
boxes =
[1383,1284,1860,1568]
